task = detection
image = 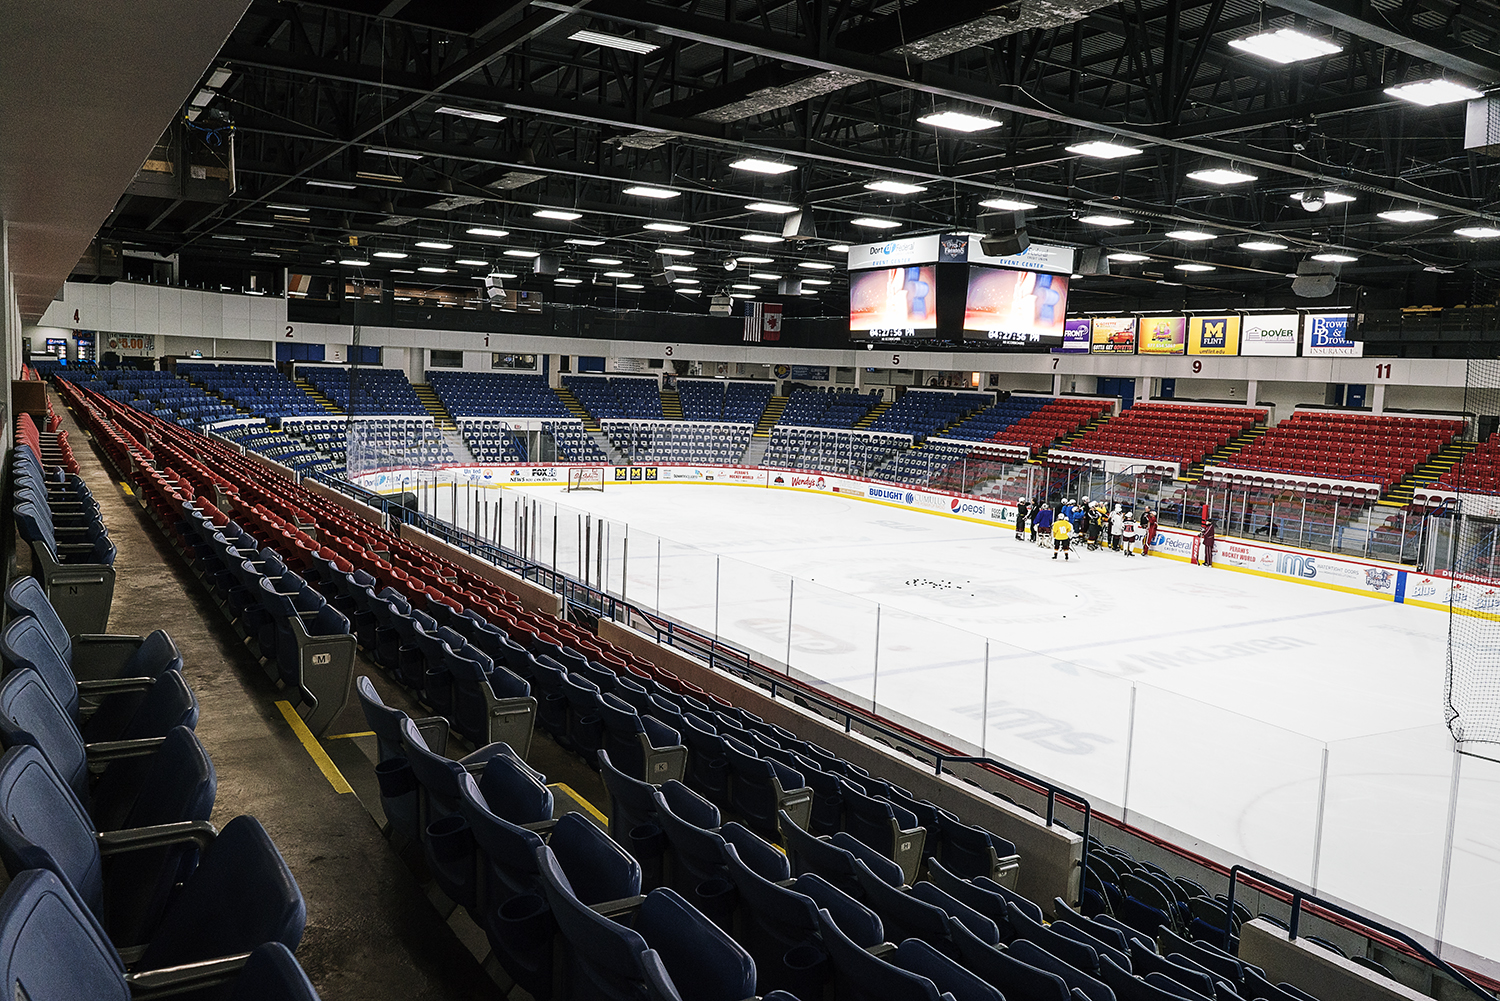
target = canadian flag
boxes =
[762,303,782,341]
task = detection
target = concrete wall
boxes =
[1239,920,1430,1001]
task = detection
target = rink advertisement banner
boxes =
[1058,318,1092,353]
[1303,313,1363,357]
[1240,313,1300,356]
[1187,315,1241,355]
[1090,317,1137,354]
[1137,316,1187,356]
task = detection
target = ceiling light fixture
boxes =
[799,261,836,270]
[1174,263,1216,272]
[1066,140,1141,159]
[1186,167,1258,185]
[417,266,448,273]
[1227,28,1342,64]
[917,111,1001,133]
[465,228,510,238]
[827,244,850,253]
[1080,214,1132,226]
[355,171,403,183]
[1378,208,1439,222]
[266,204,305,212]
[533,209,582,221]
[435,106,506,123]
[567,29,659,54]
[503,249,540,258]
[365,147,423,160]
[657,247,694,256]
[1166,230,1216,241]
[1239,241,1288,251]
[746,202,799,214]
[749,273,781,280]
[1108,252,1150,262]
[602,272,634,279]
[729,158,797,175]
[565,238,606,246]
[865,180,928,194]
[235,221,273,228]
[1385,79,1484,107]
[645,222,690,233]
[373,251,409,259]
[556,277,584,285]
[1455,226,1500,238]
[454,258,489,266]
[623,185,679,199]
[980,197,1039,211]
[802,278,831,286]
[307,179,356,190]
[665,264,697,272]
[618,283,645,290]
[740,233,783,243]
[732,284,761,291]
[1311,252,1359,263]
[850,218,900,229]
[1291,190,1355,207]
[588,257,624,265]
[415,240,453,250]
[737,256,774,264]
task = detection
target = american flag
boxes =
[743,302,782,343]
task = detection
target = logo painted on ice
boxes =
[950,499,988,516]
[1364,567,1393,592]
[1276,553,1318,578]
[869,486,906,502]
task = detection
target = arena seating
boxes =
[868,389,993,440]
[300,366,427,415]
[547,421,612,463]
[52,375,1394,1001]
[565,374,664,420]
[763,427,909,475]
[1058,402,1265,469]
[1217,411,1464,491]
[426,371,571,418]
[55,368,242,427]
[678,379,775,423]
[217,423,343,477]
[604,420,752,464]
[458,419,528,463]
[778,388,884,429]
[1431,435,1498,494]
[179,363,325,419]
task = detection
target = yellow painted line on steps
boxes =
[323,730,376,740]
[275,700,354,794]
[119,481,134,496]
[549,783,608,825]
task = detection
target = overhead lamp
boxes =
[1186,167,1258,185]
[980,197,1038,211]
[1174,263,1216,272]
[602,271,634,278]
[618,283,645,290]
[674,278,700,285]
[665,264,696,272]
[273,214,310,223]
[1385,79,1484,107]
[1378,208,1439,222]
[588,257,624,265]
[677,288,703,294]
[645,222,690,232]
[1166,230,1216,241]
[657,247,694,256]
[390,268,415,274]
[737,256,774,264]
[1455,226,1500,238]
[1227,28,1341,64]
[746,202,798,215]
[355,171,403,183]
[799,261,836,270]
[865,180,928,195]
[740,233,783,243]
[235,221,273,228]
[307,179,356,190]
[1066,140,1141,159]
[454,258,489,266]
[415,241,453,250]
[365,147,423,160]
[850,218,900,229]
[190,89,216,108]
[251,252,280,259]
[1291,190,1354,209]
[206,67,233,89]
[567,29,659,54]
[266,203,305,212]
[435,106,506,123]
[465,228,510,238]
[750,272,781,280]
[1239,240,1288,251]
[565,238,605,246]
[338,249,369,266]
[211,234,246,241]
[503,249,540,258]
[1108,252,1150,262]
[729,158,796,175]
[623,185,678,199]
[373,251,409,259]
[802,278,831,286]
[728,293,756,299]
[732,284,761,291]
[918,111,1001,133]
[417,266,448,274]
[556,277,584,285]
[1080,214,1131,226]
[1311,251,1359,262]
[534,209,582,221]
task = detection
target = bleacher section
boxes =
[1058,402,1266,471]
[55,368,242,427]
[565,374,664,420]
[42,372,1487,1001]
[678,379,776,423]
[426,371,570,418]
[1213,411,1465,492]
[777,388,884,429]
[300,366,427,415]
[763,426,910,475]
[179,362,325,419]
[458,419,528,463]
[868,389,993,440]
[217,422,343,477]
[603,420,752,464]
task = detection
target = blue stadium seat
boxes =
[949,915,1072,1001]
[891,938,1004,1001]
[815,907,948,1001]
[5,576,183,684]
[598,693,688,783]
[721,735,812,838]
[839,777,927,884]
[230,942,324,1001]
[652,784,788,906]
[597,747,662,845]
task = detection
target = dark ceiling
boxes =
[93,0,1500,316]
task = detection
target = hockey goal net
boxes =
[566,466,606,492]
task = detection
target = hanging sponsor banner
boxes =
[1241,313,1300,356]
[848,235,942,270]
[1090,316,1137,354]
[1137,316,1187,355]
[105,334,156,356]
[965,239,1077,275]
[789,365,829,381]
[937,234,971,263]
[1187,315,1241,355]
[1057,318,1092,354]
[1304,313,1363,357]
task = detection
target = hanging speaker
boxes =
[532,254,560,275]
[980,229,1030,257]
[1075,247,1109,276]
[1293,258,1340,298]
[782,208,817,241]
[778,277,803,295]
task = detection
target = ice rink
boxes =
[411,476,1499,964]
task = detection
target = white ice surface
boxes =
[422,480,1498,966]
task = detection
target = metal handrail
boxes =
[1225,866,1493,1000]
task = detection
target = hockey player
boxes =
[1033,502,1054,548]
[1015,497,1030,541]
[1122,510,1138,556]
[1029,496,1044,541]
[1083,505,1103,551]
[1142,508,1158,556]
[1051,511,1074,560]
[1201,519,1216,567]
[1109,504,1125,552]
